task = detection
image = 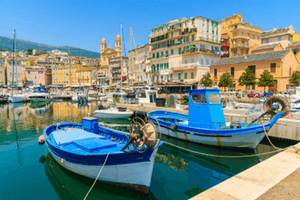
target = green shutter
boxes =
[164,63,166,69]
[161,52,163,56]
[184,73,187,79]
[157,52,159,58]
[191,72,194,79]
[192,35,194,41]
[179,48,181,54]
[171,49,173,55]
[157,64,159,71]
[170,74,172,79]
[178,74,181,79]
[166,50,168,55]
[167,63,169,69]
[152,53,155,58]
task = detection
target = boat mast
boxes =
[131,27,141,89]
[120,22,130,90]
[120,22,123,91]
[12,29,16,95]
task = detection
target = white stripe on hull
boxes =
[158,126,264,149]
[48,146,158,187]
[10,96,29,103]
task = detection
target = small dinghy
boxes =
[41,116,161,194]
[93,104,133,119]
[148,89,288,149]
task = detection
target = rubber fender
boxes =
[170,124,177,131]
[38,135,45,145]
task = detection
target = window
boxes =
[170,74,172,79]
[258,36,259,40]
[278,36,281,41]
[29,75,31,78]
[192,94,206,104]
[231,67,234,77]
[179,48,182,54]
[191,59,194,64]
[28,71,31,74]
[191,72,194,79]
[171,49,174,55]
[270,63,276,73]
[192,18,195,25]
[234,32,237,38]
[208,94,221,104]
[266,38,269,43]
[201,59,204,65]
[152,53,155,58]
[171,32,173,38]
[178,74,181,79]
[214,69,217,77]
[192,35,194,41]
[242,32,244,37]
[166,50,168,55]
[185,60,187,64]
[225,27,228,31]
[294,49,299,55]
[206,59,209,65]
[253,35,255,39]
[161,52,163,56]
[184,73,187,79]
[248,65,256,74]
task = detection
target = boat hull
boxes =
[148,110,283,149]
[9,96,30,103]
[156,124,265,149]
[46,144,158,193]
[31,98,51,103]
[93,112,132,119]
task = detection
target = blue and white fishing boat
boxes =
[40,116,161,194]
[148,89,286,149]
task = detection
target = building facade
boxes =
[76,67,97,86]
[221,34,230,58]
[261,26,295,49]
[210,50,298,92]
[0,58,6,85]
[149,16,221,88]
[4,58,27,86]
[287,41,300,70]
[128,44,152,87]
[98,36,121,87]
[221,14,262,57]
[52,64,79,86]
[24,66,52,86]
[109,56,128,89]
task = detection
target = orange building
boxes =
[210,49,298,92]
[250,43,284,55]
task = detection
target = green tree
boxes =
[289,71,300,93]
[200,72,213,88]
[238,67,256,91]
[257,70,276,93]
[218,72,233,91]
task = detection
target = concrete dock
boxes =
[190,143,300,200]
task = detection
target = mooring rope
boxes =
[259,119,283,150]
[83,152,110,200]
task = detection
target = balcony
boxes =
[110,63,121,68]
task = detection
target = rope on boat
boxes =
[259,119,283,150]
[83,152,110,200]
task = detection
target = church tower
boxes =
[100,38,107,54]
[115,35,121,57]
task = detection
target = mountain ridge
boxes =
[0,36,100,59]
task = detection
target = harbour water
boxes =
[0,101,296,200]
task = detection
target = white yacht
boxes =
[93,104,133,119]
[28,88,51,103]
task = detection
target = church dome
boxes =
[101,38,106,43]
[116,35,121,40]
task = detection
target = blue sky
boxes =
[1,0,299,54]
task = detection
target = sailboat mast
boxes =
[12,29,16,86]
[120,22,123,91]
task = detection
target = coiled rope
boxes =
[83,152,110,200]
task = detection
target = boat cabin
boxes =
[187,89,225,129]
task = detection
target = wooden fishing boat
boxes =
[148,89,286,149]
[41,116,161,194]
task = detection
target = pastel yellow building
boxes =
[287,41,300,71]
[221,14,262,57]
[52,64,81,86]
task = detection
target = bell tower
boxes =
[115,35,121,57]
[100,38,107,54]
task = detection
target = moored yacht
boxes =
[29,87,51,103]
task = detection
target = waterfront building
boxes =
[109,56,128,90]
[98,36,121,87]
[149,16,221,89]
[52,64,79,86]
[3,57,27,86]
[287,41,300,70]
[0,57,6,85]
[221,14,262,57]
[24,66,52,86]
[76,67,97,86]
[210,49,298,92]
[128,44,152,87]
[261,26,296,49]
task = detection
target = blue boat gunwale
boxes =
[147,110,283,136]
[43,122,158,166]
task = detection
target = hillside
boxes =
[0,36,100,59]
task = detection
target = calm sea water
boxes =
[0,101,296,200]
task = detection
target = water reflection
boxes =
[0,101,297,200]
